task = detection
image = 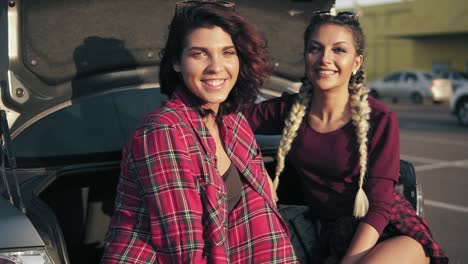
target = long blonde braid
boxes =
[349,69,371,218]
[272,82,313,190]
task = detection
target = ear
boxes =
[352,55,363,74]
[173,61,181,72]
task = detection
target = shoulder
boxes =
[133,99,190,139]
[123,105,191,159]
[368,97,397,125]
[265,92,297,106]
[367,97,399,144]
[250,92,298,114]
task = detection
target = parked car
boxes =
[368,70,453,104]
[0,1,422,264]
[449,83,468,126]
[434,69,468,91]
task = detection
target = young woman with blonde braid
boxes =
[245,8,448,264]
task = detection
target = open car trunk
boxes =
[33,163,120,264]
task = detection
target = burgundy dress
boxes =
[245,94,448,263]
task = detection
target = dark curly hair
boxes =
[159,3,271,116]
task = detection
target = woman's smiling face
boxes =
[305,23,363,93]
[173,26,239,113]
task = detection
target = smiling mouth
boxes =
[202,79,226,87]
[317,70,336,76]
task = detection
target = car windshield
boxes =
[12,87,167,166]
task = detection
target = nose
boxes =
[205,54,223,73]
[320,49,333,64]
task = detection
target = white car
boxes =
[434,69,468,91]
[449,83,468,126]
[368,70,453,104]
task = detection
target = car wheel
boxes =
[369,89,379,99]
[410,92,423,104]
[456,98,468,127]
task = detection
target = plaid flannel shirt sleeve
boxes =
[102,123,207,263]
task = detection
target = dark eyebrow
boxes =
[185,45,236,52]
[222,46,236,50]
[309,40,350,46]
[333,41,350,46]
[185,47,208,53]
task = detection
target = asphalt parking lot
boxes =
[386,100,468,264]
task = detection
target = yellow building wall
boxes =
[413,35,468,71]
[344,0,468,82]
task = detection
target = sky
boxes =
[335,0,402,9]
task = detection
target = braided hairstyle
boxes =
[274,11,371,218]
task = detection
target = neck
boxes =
[310,88,350,123]
[203,102,219,115]
[202,114,217,129]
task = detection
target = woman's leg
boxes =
[360,235,429,264]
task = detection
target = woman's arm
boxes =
[243,94,296,134]
[102,124,207,263]
[342,111,400,263]
[340,222,379,264]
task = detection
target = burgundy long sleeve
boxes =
[245,95,399,234]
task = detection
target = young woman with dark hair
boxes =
[101,1,297,263]
[245,7,448,264]
[159,1,270,116]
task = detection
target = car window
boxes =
[383,72,401,82]
[404,73,417,82]
[441,72,450,79]
[459,72,468,79]
[12,88,167,159]
[452,71,468,80]
[423,73,433,80]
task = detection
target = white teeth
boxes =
[318,70,334,75]
[203,79,225,86]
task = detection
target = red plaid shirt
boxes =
[101,89,298,263]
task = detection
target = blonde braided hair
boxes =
[349,69,371,218]
[272,81,313,190]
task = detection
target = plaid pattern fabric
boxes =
[389,191,448,264]
[319,190,448,264]
[101,89,297,263]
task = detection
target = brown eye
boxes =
[223,49,237,56]
[190,51,207,58]
[308,45,321,54]
[333,47,346,53]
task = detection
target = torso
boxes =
[203,117,232,175]
[246,93,400,232]
[289,117,358,219]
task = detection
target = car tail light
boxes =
[0,249,53,264]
